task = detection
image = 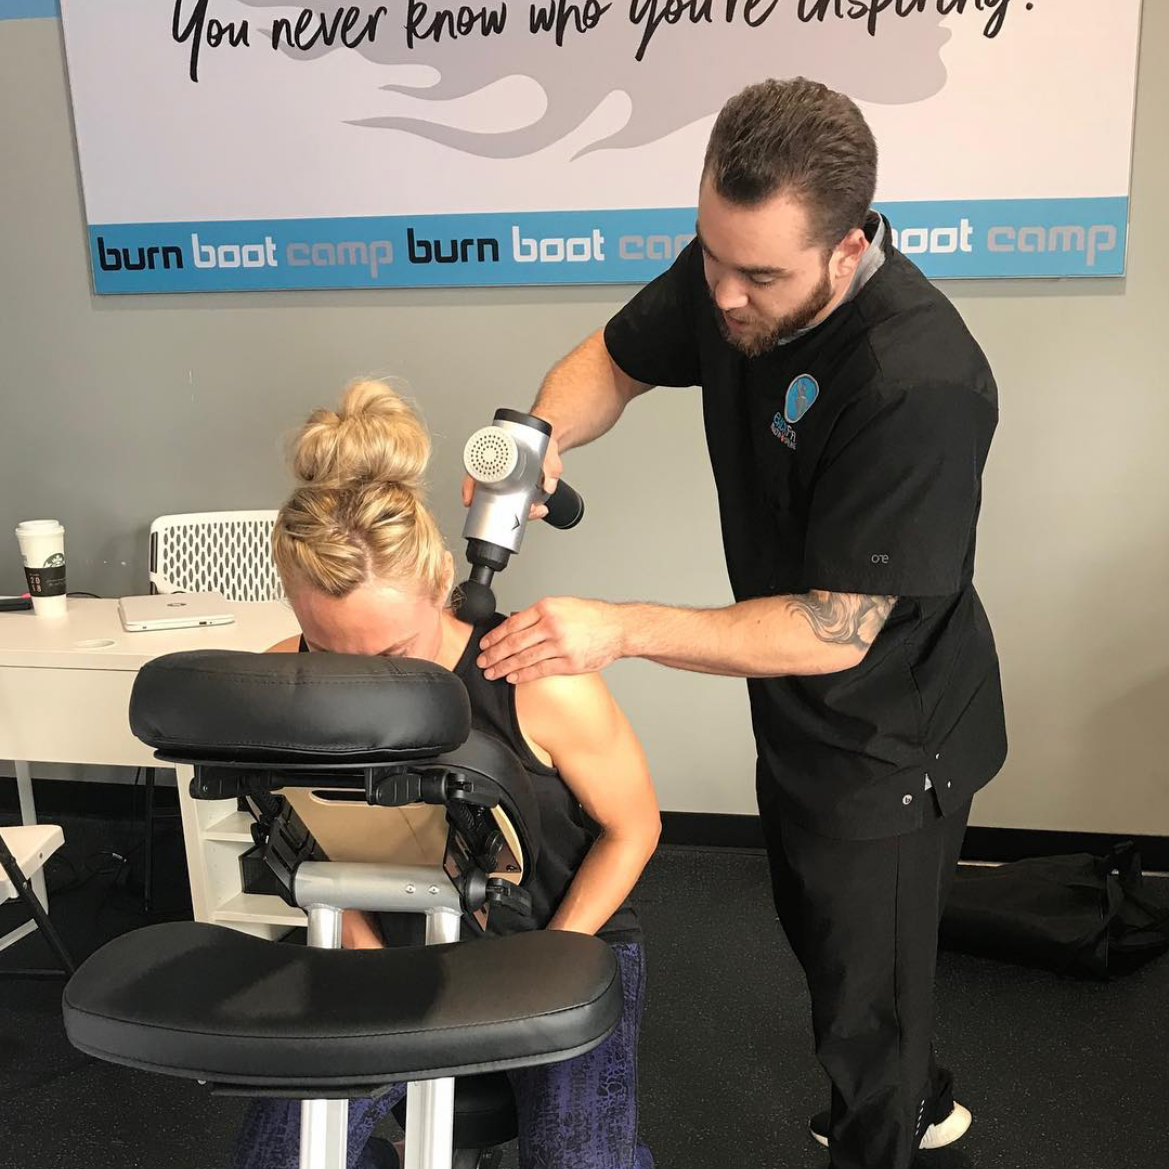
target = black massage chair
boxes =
[61,650,623,1169]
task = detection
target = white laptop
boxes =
[118,592,236,632]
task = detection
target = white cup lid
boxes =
[16,520,63,535]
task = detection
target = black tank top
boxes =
[298,618,642,944]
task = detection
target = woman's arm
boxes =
[515,672,661,936]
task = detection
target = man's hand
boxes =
[461,430,564,522]
[477,597,623,683]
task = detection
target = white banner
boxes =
[53,0,1144,290]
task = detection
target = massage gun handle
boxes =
[542,479,584,530]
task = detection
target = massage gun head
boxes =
[455,576,497,625]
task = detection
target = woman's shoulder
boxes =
[516,669,609,708]
[514,670,616,761]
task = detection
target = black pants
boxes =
[756,761,971,1169]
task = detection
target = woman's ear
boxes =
[440,551,457,604]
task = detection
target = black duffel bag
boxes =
[939,842,1169,979]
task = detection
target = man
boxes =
[473,77,1007,1169]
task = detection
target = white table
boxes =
[0,599,305,938]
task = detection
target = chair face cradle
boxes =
[60,650,623,1169]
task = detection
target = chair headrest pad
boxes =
[130,651,472,764]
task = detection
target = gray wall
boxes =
[2,12,1167,831]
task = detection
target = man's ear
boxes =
[831,226,869,284]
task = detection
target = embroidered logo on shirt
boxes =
[785,375,819,423]
[771,413,798,450]
[771,374,819,451]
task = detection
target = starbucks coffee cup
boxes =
[15,520,67,618]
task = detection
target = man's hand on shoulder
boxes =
[478,597,623,683]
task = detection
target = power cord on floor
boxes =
[38,769,148,895]
[45,846,134,897]
[38,837,190,922]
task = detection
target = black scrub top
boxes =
[604,220,1007,840]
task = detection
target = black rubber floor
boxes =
[2,812,1167,1169]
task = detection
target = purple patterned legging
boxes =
[232,943,653,1169]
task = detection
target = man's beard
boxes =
[713,264,835,357]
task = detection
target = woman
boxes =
[234,379,660,1169]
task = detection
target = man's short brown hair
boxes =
[703,78,878,252]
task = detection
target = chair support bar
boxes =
[296,864,464,918]
[297,881,464,1169]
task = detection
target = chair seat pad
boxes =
[63,922,622,1089]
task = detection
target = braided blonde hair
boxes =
[273,379,448,600]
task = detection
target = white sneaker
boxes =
[809,1102,973,1150]
[918,1102,972,1150]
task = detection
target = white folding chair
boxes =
[0,824,75,979]
[149,510,284,602]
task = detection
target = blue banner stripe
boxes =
[1,0,60,20]
[876,197,1128,280]
[86,197,1129,294]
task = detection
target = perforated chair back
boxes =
[149,511,283,602]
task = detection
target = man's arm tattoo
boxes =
[783,591,898,652]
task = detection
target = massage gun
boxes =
[455,409,584,623]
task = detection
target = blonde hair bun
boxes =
[275,379,449,601]
[291,379,430,492]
